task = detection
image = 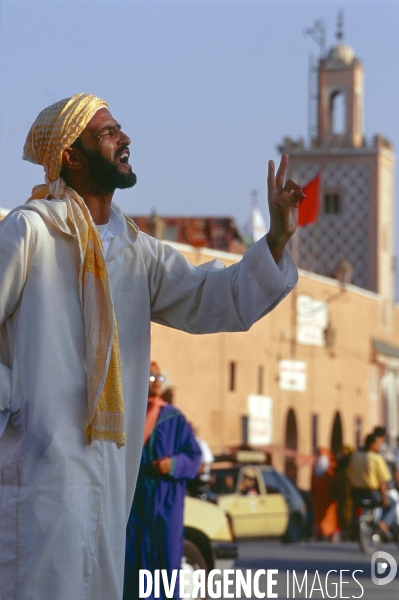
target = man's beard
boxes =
[82,147,137,194]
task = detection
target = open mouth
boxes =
[118,150,130,165]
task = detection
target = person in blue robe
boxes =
[124,362,202,600]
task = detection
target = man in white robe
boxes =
[0,93,304,600]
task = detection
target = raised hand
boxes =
[266,154,305,263]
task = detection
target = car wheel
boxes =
[183,539,208,572]
[282,513,303,543]
[182,540,209,599]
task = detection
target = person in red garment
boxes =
[311,448,339,541]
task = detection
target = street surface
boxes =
[218,539,399,600]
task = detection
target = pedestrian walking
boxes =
[332,445,354,539]
[124,361,202,600]
[311,448,339,541]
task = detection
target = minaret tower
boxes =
[317,13,363,148]
[281,15,395,324]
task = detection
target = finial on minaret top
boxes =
[336,9,344,41]
[326,9,354,65]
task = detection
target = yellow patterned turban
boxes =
[22,94,126,448]
[23,93,108,183]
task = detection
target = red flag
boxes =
[298,174,320,226]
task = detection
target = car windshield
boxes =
[261,470,283,494]
[209,469,239,495]
[277,472,303,503]
[262,469,304,512]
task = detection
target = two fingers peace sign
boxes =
[266,154,305,263]
[267,153,305,207]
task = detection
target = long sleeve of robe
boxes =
[124,405,202,600]
[0,199,297,600]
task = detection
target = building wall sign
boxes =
[297,294,328,347]
[279,360,307,392]
[247,395,273,446]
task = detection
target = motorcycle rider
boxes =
[348,433,396,539]
[373,426,399,524]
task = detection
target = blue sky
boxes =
[1,0,398,290]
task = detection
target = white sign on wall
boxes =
[279,360,307,392]
[297,294,328,347]
[247,395,273,446]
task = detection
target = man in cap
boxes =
[0,93,303,600]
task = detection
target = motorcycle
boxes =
[354,498,399,555]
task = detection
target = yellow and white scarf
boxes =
[23,93,126,447]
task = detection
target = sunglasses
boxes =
[149,374,165,382]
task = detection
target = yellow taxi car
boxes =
[183,496,237,574]
[211,465,290,538]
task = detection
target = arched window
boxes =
[330,90,346,135]
[330,412,343,455]
[285,408,298,484]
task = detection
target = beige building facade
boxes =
[151,242,399,490]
